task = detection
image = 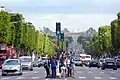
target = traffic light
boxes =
[60,33,64,42]
[56,22,61,35]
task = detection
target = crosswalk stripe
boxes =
[16,77,25,79]
[23,72,28,74]
[88,71,92,73]
[109,77,117,79]
[100,72,104,74]
[32,77,40,79]
[110,72,115,73]
[94,77,102,79]
[34,71,38,73]
[79,76,86,79]
[1,77,11,80]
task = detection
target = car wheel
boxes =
[101,67,105,70]
[113,68,117,70]
[30,68,33,71]
[81,65,83,67]
[97,66,100,68]
[89,66,91,68]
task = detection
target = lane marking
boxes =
[109,77,117,79]
[88,71,92,73]
[110,72,115,73]
[100,72,104,74]
[1,77,11,80]
[16,77,25,79]
[94,77,102,79]
[23,72,28,74]
[32,77,40,79]
[34,71,38,73]
[79,76,86,79]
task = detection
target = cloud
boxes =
[22,13,117,32]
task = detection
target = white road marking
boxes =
[23,72,28,74]
[88,71,92,73]
[32,77,40,79]
[34,71,38,73]
[79,76,86,79]
[1,77,11,80]
[94,77,102,79]
[110,72,115,73]
[100,72,104,74]
[16,77,25,79]
[109,77,117,79]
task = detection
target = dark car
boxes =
[33,60,39,67]
[116,58,120,68]
[38,60,44,67]
[101,58,117,70]
[0,57,6,69]
[89,60,100,68]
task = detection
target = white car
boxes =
[19,56,33,71]
[2,59,22,76]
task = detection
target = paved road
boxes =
[0,66,120,80]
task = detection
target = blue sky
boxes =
[0,0,120,32]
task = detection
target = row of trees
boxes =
[84,12,120,57]
[0,10,56,56]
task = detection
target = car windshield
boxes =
[91,60,98,62]
[105,59,114,62]
[5,60,20,65]
[20,58,31,62]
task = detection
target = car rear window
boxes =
[105,59,114,62]
[20,58,31,62]
[5,60,19,65]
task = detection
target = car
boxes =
[2,59,22,76]
[19,56,33,71]
[83,60,90,66]
[99,58,104,67]
[101,58,117,70]
[116,58,120,68]
[38,60,44,67]
[33,60,39,67]
[89,60,100,68]
[0,57,6,69]
[74,59,83,67]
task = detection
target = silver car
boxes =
[2,59,22,76]
[19,56,33,71]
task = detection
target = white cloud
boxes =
[22,13,117,32]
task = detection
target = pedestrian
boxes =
[60,56,66,78]
[44,56,50,78]
[50,56,57,78]
[66,56,71,77]
[70,57,75,77]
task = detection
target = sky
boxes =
[0,0,120,32]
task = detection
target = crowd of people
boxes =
[43,54,75,79]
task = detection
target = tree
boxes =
[0,10,11,43]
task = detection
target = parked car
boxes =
[116,58,120,68]
[0,57,6,69]
[38,60,44,67]
[83,60,90,66]
[74,59,83,67]
[99,58,104,67]
[2,59,22,76]
[101,58,117,70]
[33,60,39,67]
[19,56,33,71]
[89,60,100,68]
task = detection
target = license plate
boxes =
[108,63,113,65]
